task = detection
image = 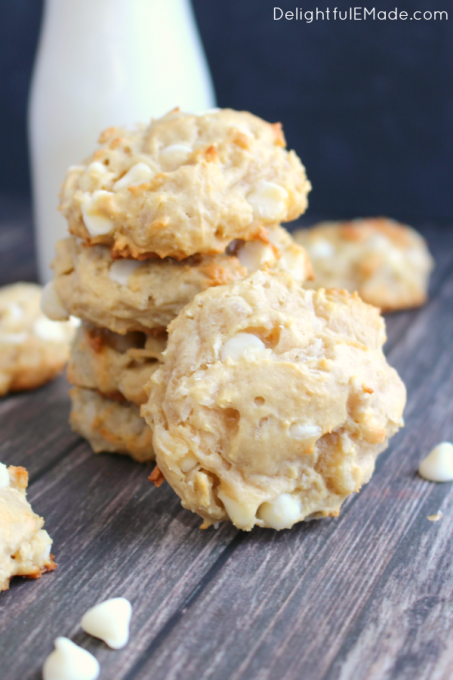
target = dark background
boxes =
[1,0,452,222]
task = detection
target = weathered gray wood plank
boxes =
[0,375,79,481]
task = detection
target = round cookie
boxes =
[142,270,406,531]
[0,282,76,397]
[59,108,311,259]
[70,387,154,462]
[48,227,312,334]
[68,323,165,406]
[293,218,434,312]
[0,464,55,591]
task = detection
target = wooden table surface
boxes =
[1,198,453,680]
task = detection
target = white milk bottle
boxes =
[29,0,215,282]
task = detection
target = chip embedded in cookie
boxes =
[0,282,76,397]
[142,270,406,531]
[0,463,56,591]
[293,218,434,312]
[50,226,311,334]
[59,109,311,259]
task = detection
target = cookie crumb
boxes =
[428,512,443,522]
[148,465,165,487]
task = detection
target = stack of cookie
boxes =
[42,108,312,463]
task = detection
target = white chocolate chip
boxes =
[86,161,108,175]
[221,333,266,362]
[387,249,404,266]
[33,317,68,342]
[237,241,275,272]
[0,332,27,344]
[3,302,23,321]
[309,239,335,259]
[419,442,453,482]
[368,234,391,251]
[114,162,155,191]
[180,453,199,473]
[40,282,70,321]
[70,316,82,329]
[37,539,52,562]
[231,124,253,137]
[257,494,302,530]
[159,144,193,171]
[81,191,114,236]
[289,423,321,440]
[217,491,257,530]
[79,162,111,191]
[278,247,308,283]
[109,260,143,286]
[81,598,132,650]
[42,637,100,680]
[0,463,9,488]
[247,181,288,221]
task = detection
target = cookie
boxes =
[0,283,76,397]
[48,227,312,334]
[70,387,154,462]
[142,270,406,531]
[0,463,55,591]
[293,218,434,311]
[68,323,165,406]
[59,108,311,259]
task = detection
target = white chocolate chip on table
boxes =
[81,597,133,649]
[419,442,453,482]
[42,638,100,680]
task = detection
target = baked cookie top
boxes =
[142,270,406,531]
[0,282,76,397]
[59,108,311,259]
[68,323,165,406]
[49,227,312,334]
[0,464,55,591]
[294,218,434,312]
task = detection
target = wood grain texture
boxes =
[0,201,452,680]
